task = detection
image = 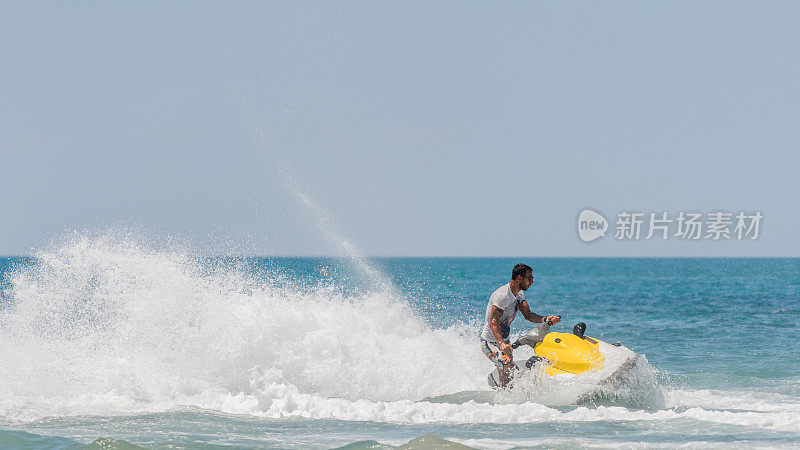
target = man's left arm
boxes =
[519,300,560,324]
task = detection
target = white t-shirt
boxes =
[480,283,525,343]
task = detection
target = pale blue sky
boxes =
[1,2,798,256]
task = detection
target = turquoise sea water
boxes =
[0,236,798,448]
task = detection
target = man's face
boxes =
[519,270,534,291]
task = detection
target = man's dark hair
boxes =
[511,263,532,280]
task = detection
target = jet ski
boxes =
[488,320,642,402]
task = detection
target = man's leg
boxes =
[497,363,515,388]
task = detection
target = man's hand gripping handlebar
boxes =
[544,315,561,326]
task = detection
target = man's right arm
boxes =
[489,306,511,356]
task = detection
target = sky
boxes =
[1,1,798,257]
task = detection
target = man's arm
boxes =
[519,300,560,324]
[489,306,507,343]
[489,306,512,357]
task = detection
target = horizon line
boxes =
[1,254,798,259]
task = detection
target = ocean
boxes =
[0,234,798,448]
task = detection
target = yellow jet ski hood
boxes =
[510,322,615,376]
[533,329,604,375]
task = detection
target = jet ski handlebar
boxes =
[545,315,561,326]
[511,320,554,349]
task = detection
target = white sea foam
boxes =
[666,388,800,412]
[210,367,800,430]
[188,365,800,431]
[1,233,798,434]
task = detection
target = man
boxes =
[480,263,560,388]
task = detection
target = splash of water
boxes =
[239,89,387,292]
[0,232,484,421]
